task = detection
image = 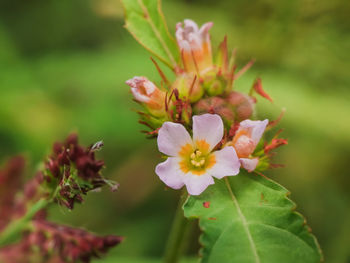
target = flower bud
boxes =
[176,19,213,74]
[226,91,255,121]
[193,92,255,127]
[173,74,203,103]
[230,119,268,158]
[193,97,234,127]
[201,71,226,96]
[126,76,166,117]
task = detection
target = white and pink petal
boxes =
[208,146,240,179]
[192,114,223,151]
[239,119,268,146]
[183,173,214,196]
[183,19,199,33]
[199,22,213,42]
[157,122,193,157]
[155,157,185,190]
[240,158,259,172]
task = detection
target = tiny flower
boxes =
[230,119,268,172]
[126,76,166,117]
[176,19,213,74]
[156,114,240,195]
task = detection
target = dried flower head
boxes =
[0,219,122,263]
[0,156,26,231]
[43,134,110,209]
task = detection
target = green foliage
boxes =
[0,0,349,261]
[184,173,323,263]
[121,0,180,69]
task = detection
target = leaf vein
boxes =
[224,177,261,263]
[138,0,176,67]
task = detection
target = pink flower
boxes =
[231,119,268,172]
[156,114,240,195]
[176,19,213,74]
[126,76,166,117]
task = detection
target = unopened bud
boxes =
[176,19,213,74]
[173,74,203,103]
[202,72,225,96]
[193,97,234,127]
[126,76,166,117]
[226,91,255,121]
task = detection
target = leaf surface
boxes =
[183,172,323,263]
[121,0,179,69]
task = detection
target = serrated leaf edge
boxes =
[183,175,324,263]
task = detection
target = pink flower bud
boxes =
[226,91,255,121]
[193,97,235,126]
[176,19,213,74]
[231,119,268,158]
[229,119,268,172]
[126,76,166,117]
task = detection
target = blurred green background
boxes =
[0,0,349,262]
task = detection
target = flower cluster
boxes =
[0,219,122,263]
[0,156,26,231]
[43,134,113,209]
[0,135,121,262]
[126,19,287,195]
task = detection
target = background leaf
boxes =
[121,0,179,69]
[183,172,323,263]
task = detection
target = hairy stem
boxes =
[163,190,192,263]
[0,198,49,247]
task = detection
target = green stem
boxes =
[163,190,192,263]
[0,198,49,247]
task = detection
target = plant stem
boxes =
[163,190,192,263]
[0,198,49,247]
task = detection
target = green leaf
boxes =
[183,172,323,263]
[121,0,179,69]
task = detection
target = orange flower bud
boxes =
[176,19,213,74]
[126,77,166,117]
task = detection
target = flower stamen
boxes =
[190,149,206,168]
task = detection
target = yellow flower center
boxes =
[178,140,216,176]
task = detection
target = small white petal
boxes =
[193,114,223,151]
[184,19,199,32]
[157,122,193,157]
[188,32,202,50]
[130,87,150,103]
[175,23,184,42]
[143,81,156,95]
[155,157,185,189]
[208,146,240,179]
[240,158,259,172]
[198,22,213,41]
[126,76,157,103]
[239,119,268,146]
[183,173,214,196]
[126,76,156,94]
[178,39,191,52]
